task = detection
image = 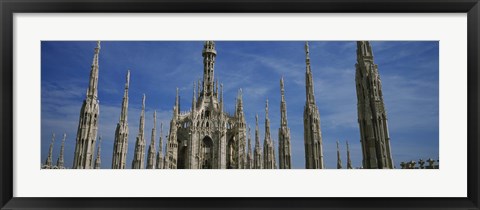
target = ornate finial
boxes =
[142,94,146,110]
[203,41,217,55]
[96,41,101,49]
[56,132,66,168]
[357,41,374,58]
[280,76,285,96]
[346,140,353,169]
[237,88,243,101]
[45,132,56,167]
[175,87,179,107]
[153,110,157,127]
[265,98,269,117]
[305,41,312,73]
[305,41,310,59]
[126,69,130,89]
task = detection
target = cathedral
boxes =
[163,41,249,169]
[43,40,397,169]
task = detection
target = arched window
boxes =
[227,137,237,169]
[200,136,214,169]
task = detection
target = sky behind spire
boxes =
[41,41,439,169]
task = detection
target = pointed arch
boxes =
[227,136,237,169]
[200,136,213,169]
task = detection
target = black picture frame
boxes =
[1,0,479,209]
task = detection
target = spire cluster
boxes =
[46,40,398,170]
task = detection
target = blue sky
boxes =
[41,41,439,169]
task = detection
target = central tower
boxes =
[165,41,247,169]
[201,41,216,97]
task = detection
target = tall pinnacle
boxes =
[253,114,262,169]
[279,77,292,169]
[347,141,353,169]
[120,70,130,123]
[175,88,179,116]
[263,99,275,169]
[255,114,260,147]
[45,132,55,168]
[236,89,244,116]
[265,99,270,139]
[112,70,130,169]
[156,122,164,169]
[355,41,393,169]
[202,41,217,97]
[303,41,324,169]
[56,133,66,169]
[247,126,253,169]
[73,41,100,169]
[140,94,146,133]
[94,136,102,169]
[280,77,287,127]
[87,41,101,99]
[265,99,270,122]
[337,140,342,169]
[132,94,146,169]
[146,110,157,169]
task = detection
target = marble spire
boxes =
[253,114,262,169]
[45,132,55,168]
[73,41,101,169]
[263,99,275,169]
[303,41,325,169]
[132,94,146,169]
[146,110,157,169]
[112,70,130,169]
[278,77,292,169]
[156,122,164,169]
[355,41,393,169]
[56,133,66,169]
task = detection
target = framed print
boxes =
[1,0,479,209]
